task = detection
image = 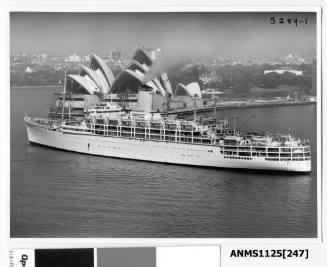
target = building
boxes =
[67,47,172,99]
[111,48,122,62]
[201,89,224,99]
[144,48,161,61]
[66,54,81,63]
[59,47,207,113]
[25,66,34,73]
[264,69,303,76]
[31,54,48,65]
[68,53,115,94]
[82,54,91,63]
[175,82,202,98]
[49,94,101,119]
[103,93,139,110]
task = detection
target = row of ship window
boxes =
[223,156,309,161]
[93,122,195,131]
[224,156,253,160]
[84,126,204,136]
[221,151,310,157]
[64,127,198,135]
[96,126,198,133]
[265,158,309,161]
[222,147,309,152]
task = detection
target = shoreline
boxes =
[167,100,317,115]
[11,85,63,89]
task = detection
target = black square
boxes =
[35,249,94,267]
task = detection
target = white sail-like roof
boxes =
[109,67,164,97]
[80,66,110,94]
[145,81,163,95]
[126,60,150,74]
[125,70,165,96]
[130,48,153,67]
[175,83,188,96]
[68,74,100,95]
[186,82,202,98]
[160,73,173,95]
[125,69,145,82]
[109,60,148,94]
[94,69,111,93]
[152,78,166,97]
[175,82,202,98]
[125,58,165,96]
[109,70,144,94]
[90,53,115,87]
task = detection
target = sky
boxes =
[10,12,316,60]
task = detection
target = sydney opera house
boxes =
[67,48,174,98]
[50,47,211,118]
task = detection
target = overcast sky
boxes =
[10,12,316,59]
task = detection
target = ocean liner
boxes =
[24,101,311,172]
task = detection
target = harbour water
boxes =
[10,87,317,238]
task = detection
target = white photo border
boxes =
[3,5,322,247]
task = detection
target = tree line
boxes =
[167,61,316,96]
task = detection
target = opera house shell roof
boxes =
[175,82,202,98]
[67,48,173,98]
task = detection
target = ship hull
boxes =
[25,121,311,172]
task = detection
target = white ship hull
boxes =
[25,121,311,172]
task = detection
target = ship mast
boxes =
[68,103,71,121]
[252,114,256,133]
[213,98,217,117]
[193,109,197,122]
[62,70,67,120]
[233,115,237,135]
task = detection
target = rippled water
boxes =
[10,87,317,238]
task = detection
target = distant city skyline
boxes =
[11,12,316,63]
[10,51,315,60]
